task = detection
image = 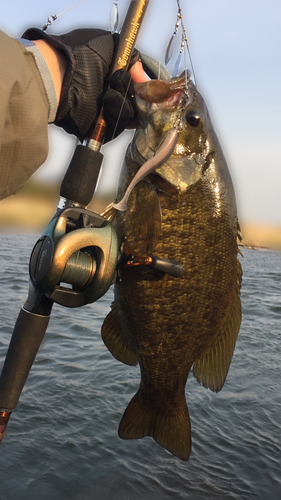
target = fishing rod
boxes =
[0,0,150,442]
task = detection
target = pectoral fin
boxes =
[120,180,162,255]
[193,287,242,393]
[101,304,138,366]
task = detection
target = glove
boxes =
[22,28,138,142]
[102,68,137,143]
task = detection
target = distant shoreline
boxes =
[239,221,281,252]
[1,180,280,251]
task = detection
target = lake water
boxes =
[0,233,280,500]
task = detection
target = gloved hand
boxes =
[22,28,138,142]
[102,68,137,143]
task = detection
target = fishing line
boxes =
[165,0,197,87]
[158,60,161,80]
[110,73,134,142]
[42,0,88,30]
[176,0,197,87]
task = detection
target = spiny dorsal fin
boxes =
[101,305,138,366]
[193,266,242,393]
[118,391,191,461]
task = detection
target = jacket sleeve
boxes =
[0,30,49,200]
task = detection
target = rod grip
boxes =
[60,145,103,206]
[0,307,50,411]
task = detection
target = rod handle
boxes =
[0,307,50,411]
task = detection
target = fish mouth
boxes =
[134,77,187,105]
[133,75,206,193]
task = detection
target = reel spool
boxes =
[29,207,118,307]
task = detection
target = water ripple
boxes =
[0,236,281,499]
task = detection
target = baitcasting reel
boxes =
[29,206,118,308]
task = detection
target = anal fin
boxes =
[101,304,138,366]
[118,391,191,461]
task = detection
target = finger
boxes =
[129,61,149,83]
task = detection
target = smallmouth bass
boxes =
[102,75,242,461]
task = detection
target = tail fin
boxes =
[118,391,191,461]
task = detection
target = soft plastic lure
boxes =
[113,127,179,212]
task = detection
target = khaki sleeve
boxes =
[0,30,49,200]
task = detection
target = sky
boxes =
[1,0,280,225]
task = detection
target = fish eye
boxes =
[186,111,201,127]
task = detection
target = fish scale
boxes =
[118,180,238,347]
[102,76,242,461]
